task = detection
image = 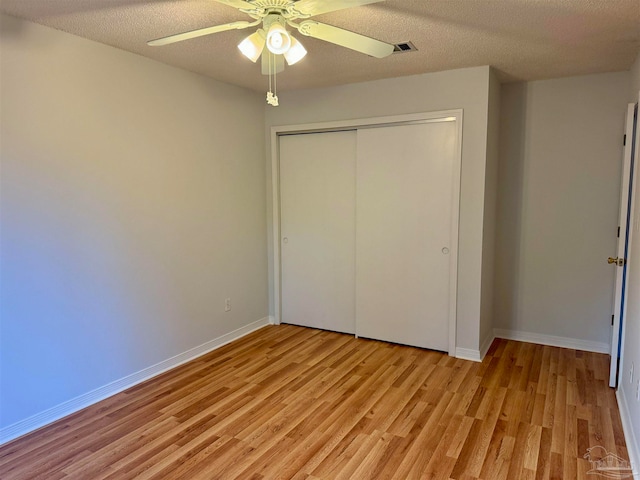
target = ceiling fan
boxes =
[147,0,395,100]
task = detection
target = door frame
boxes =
[610,103,638,387]
[270,110,464,356]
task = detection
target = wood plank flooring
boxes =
[0,324,630,479]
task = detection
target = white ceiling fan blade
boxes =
[210,0,257,10]
[148,21,254,46]
[291,0,385,17]
[297,21,393,58]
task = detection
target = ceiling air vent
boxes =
[393,42,417,54]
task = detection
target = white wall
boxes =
[479,68,500,353]
[265,66,492,353]
[496,72,630,348]
[617,50,640,472]
[0,14,268,430]
[631,52,640,98]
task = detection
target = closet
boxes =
[278,114,460,352]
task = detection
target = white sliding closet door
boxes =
[280,131,357,334]
[355,121,458,351]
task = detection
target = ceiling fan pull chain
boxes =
[266,52,272,104]
[268,51,272,91]
[274,57,278,102]
[266,51,279,107]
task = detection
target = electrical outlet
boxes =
[225,298,231,312]
[631,362,635,384]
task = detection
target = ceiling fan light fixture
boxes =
[238,29,266,62]
[284,37,307,65]
[266,21,292,55]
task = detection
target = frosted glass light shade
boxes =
[266,22,291,55]
[238,29,265,62]
[284,37,307,65]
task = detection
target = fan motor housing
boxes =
[252,0,294,8]
[263,13,287,30]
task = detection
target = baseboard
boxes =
[616,389,640,477]
[455,347,482,362]
[480,331,496,359]
[0,317,272,446]
[455,330,495,363]
[493,328,609,354]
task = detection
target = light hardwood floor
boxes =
[0,324,629,479]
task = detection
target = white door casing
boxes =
[610,103,638,387]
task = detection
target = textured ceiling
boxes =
[1,0,639,92]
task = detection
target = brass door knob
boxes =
[608,257,626,266]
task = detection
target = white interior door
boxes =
[610,103,638,387]
[280,130,357,334]
[355,121,458,352]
